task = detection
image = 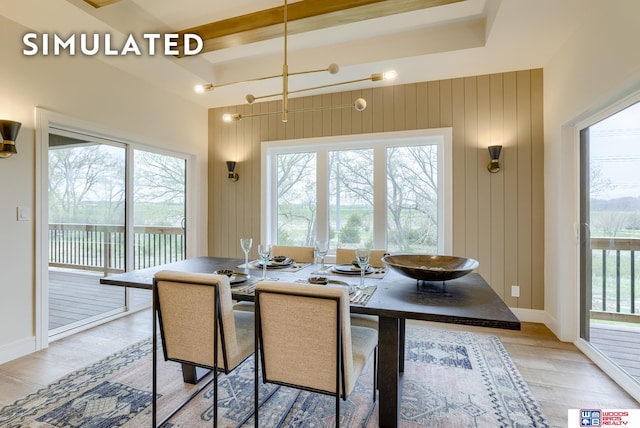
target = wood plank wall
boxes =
[208,68,544,309]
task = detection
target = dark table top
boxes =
[100,256,520,330]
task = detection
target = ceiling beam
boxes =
[176,0,464,56]
[83,0,121,8]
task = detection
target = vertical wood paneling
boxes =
[464,77,479,261]
[394,86,405,130]
[530,69,545,309]
[489,73,506,298]
[439,79,452,127]
[476,75,492,281]
[404,84,417,130]
[360,88,373,133]
[416,82,428,129]
[517,70,533,308]
[503,72,519,307]
[428,80,440,128]
[451,78,467,254]
[382,86,394,132]
[208,69,545,309]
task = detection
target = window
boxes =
[262,129,452,254]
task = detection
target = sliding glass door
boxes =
[48,133,127,334]
[47,132,187,336]
[580,101,640,384]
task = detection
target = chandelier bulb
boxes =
[354,98,367,112]
[194,83,214,93]
[327,63,339,74]
[246,94,256,104]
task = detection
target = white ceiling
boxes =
[2,0,588,109]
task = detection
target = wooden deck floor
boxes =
[48,269,640,386]
[49,269,150,331]
[590,322,640,382]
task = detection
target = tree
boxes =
[134,151,186,226]
[49,144,125,224]
[276,152,317,245]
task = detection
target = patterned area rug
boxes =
[0,326,549,427]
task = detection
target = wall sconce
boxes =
[0,120,22,158]
[487,145,502,173]
[226,161,239,182]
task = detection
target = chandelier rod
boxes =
[282,0,289,122]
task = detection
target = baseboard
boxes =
[0,336,36,365]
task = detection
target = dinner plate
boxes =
[256,257,295,269]
[331,264,374,275]
[230,273,251,285]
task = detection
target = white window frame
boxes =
[261,128,453,254]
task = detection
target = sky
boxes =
[589,101,640,200]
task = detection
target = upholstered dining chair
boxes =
[335,248,388,267]
[271,245,315,263]
[253,281,378,427]
[152,270,255,428]
[233,245,315,313]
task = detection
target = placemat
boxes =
[242,260,311,272]
[328,265,388,279]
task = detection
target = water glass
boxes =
[355,248,370,290]
[257,244,272,281]
[240,238,253,268]
[314,240,329,275]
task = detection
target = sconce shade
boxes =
[0,120,21,158]
[226,161,239,182]
[487,145,502,173]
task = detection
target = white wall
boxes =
[544,0,640,341]
[0,15,208,362]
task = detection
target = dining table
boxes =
[100,256,520,428]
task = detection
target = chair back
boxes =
[335,248,388,267]
[271,245,315,263]
[153,270,241,371]
[255,282,357,397]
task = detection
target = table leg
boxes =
[378,316,401,428]
[399,318,406,373]
[181,364,212,384]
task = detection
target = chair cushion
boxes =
[350,314,379,330]
[271,245,315,263]
[349,325,378,395]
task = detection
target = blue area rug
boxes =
[0,326,549,427]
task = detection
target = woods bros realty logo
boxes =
[569,409,640,426]
[22,32,203,56]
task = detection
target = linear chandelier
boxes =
[194,0,397,123]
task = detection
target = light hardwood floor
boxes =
[0,310,638,427]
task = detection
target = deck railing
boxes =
[48,223,185,275]
[590,237,639,320]
[47,224,638,317]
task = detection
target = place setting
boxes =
[239,241,311,273]
[329,247,389,279]
[299,245,378,305]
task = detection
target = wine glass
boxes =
[314,240,329,275]
[240,238,253,268]
[257,244,272,281]
[355,248,370,290]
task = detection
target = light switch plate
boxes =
[17,206,31,221]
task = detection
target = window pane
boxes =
[329,149,374,249]
[133,150,186,270]
[386,145,439,253]
[276,152,316,245]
